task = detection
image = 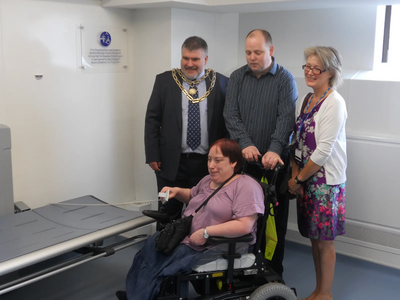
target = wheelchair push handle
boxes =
[270,163,283,186]
[242,154,283,171]
[241,155,283,208]
[267,164,282,209]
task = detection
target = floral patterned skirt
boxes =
[297,177,346,240]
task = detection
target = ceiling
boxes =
[100,0,400,13]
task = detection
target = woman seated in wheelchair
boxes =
[122,138,264,300]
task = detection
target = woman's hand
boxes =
[189,229,207,246]
[160,186,179,200]
[159,187,192,204]
[288,178,303,196]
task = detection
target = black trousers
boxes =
[243,150,290,277]
[155,153,208,220]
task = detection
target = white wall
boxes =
[0,5,4,123]
[0,1,240,208]
[0,0,137,207]
[171,8,239,76]
[130,7,172,202]
[238,7,377,70]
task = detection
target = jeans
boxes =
[125,233,203,300]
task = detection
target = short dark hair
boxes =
[246,29,272,45]
[210,139,243,173]
[182,36,208,56]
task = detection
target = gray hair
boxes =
[304,46,343,88]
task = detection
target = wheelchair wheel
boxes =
[249,282,297,300]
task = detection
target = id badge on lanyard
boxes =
[295,148,302,164]
[295,87,331,164]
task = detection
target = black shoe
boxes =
[142,210,171,223]
[115,290,127,300]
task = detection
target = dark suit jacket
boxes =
[145,70,229,182]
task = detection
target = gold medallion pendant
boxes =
[171,68,216,104]
[188,88,197,95]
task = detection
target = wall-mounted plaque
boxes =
[79,25,128,73]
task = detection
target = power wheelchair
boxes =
[155,165,297,300]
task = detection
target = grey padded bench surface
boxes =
[0,195,153,276]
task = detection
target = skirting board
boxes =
[286,222,400,271]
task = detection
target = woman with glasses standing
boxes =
[288,46,347,300]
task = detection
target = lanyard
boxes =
[298,87,331,136]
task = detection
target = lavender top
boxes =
[181,174,264,251]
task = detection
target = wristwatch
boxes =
[294,176,306,184]
[203,228,209,239]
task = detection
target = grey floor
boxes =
[283,242,400,299]
[1,239,399,300]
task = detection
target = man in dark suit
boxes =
[144,36,228,222]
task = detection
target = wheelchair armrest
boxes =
[208,233,253,245]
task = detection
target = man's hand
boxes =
[262,151,284,170]
[242,146,261,162]
[148,161,161,172]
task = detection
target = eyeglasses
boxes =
[302,65,326,75]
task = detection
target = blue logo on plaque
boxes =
[100,31,111,47]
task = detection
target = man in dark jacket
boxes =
[144,36,228,222]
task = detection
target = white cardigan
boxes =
[295,90,347,185]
